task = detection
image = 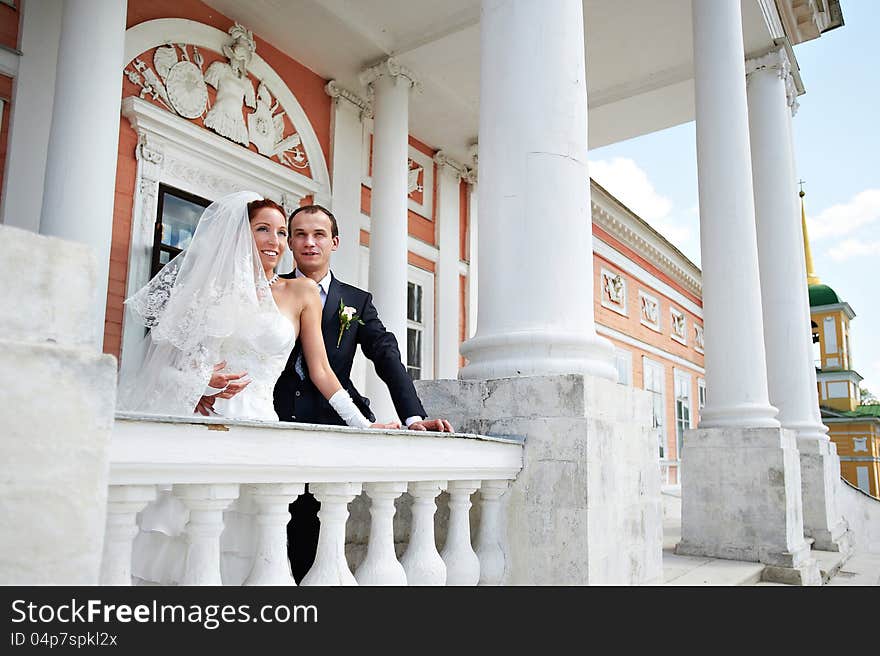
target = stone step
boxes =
[663,552,765,585]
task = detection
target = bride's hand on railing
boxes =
[369,421,402,429]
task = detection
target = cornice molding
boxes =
[746,48,799,115]
[433,150,471,182]
[324,80,372,119]
[590,182,702,301]
[359,56,423,94]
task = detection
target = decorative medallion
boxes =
[166,60,209,119]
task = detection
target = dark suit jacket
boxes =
[273,271,426,425]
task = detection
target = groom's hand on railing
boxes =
[408,418,454,433]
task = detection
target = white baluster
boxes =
[400,480,447,586]
[355,482,408,586]
[301,483,362,586]
[244,483,304,586]
[174,483,239,586]
[475,479,509,586]
[441,480,481,586]
[100,485,157,585]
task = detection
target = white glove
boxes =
[328,389,372,429]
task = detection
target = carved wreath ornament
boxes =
[125,23,310,171]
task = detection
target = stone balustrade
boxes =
[101,413,523,586]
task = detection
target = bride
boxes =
[118,190,396,585]
[118,190,394,429]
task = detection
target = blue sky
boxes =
[589,0,880,398]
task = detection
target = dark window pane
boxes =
[407,282,422,323]
[153,185,211,277]
[407,327,422,371]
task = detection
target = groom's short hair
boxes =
[289,204,339,238]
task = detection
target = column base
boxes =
[458,331,617,382]
[677,426,818,583]
[415,373,662,585]
[797,435,853,554]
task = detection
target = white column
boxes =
[474,480,508,585]
[243,483,304,586]
[359,57,419,421]
[400,481,446,585]
[0,0,63,232]
[325,81,370,286]
[354,482,408,586]
[38,0,127,347]
[747,50,849,553]
[441,480,481,586]
[466,167,479,339]
[301,482,361,586]
[434,151,464,379]
[691,0,779,428]
[99,485,156,585]
[174,484,239,586]
[459,0,615,381]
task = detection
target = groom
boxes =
[274,204,453,582]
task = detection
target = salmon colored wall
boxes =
[0,74,12,208]
[105,0,334,357]
[593,252,704,367]
[104,125,140,356]
[593,224,702,308]
[359,134,438,246]
[605,332,703,482]
[359,185,435,245]
[0,1,19,51]
[358,229,435,273]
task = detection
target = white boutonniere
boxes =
[337,299,364,347]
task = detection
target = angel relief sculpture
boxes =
[124,22,309,172]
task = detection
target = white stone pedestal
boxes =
[799,438,852,553]
[0,226,117,584]
[677,426,821,585]
[416,374,662,585]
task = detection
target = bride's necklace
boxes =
[268,273,279,286]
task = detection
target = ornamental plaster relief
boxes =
[124,20,326,178]
[670,307,687,345]
[600,268,627,316]
[694,324,705,353]
[639,290,661,332]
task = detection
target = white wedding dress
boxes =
[131,303,298,586]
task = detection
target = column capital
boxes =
[433,150,471,182]
[359,56,423,94]
[324,80,373,119]
[746,48,800,115]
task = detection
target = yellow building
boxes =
[803,190,880,497]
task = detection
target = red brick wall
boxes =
[0,1,19,51]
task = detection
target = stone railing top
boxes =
[110,412,523,486]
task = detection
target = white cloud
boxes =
[827,238,880,262]
[807,188,880,241]
[589,157,698,261]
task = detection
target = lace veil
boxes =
[117,190,276,415]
